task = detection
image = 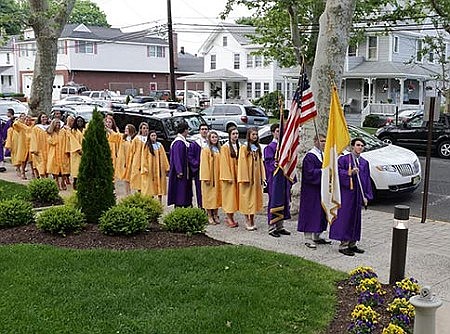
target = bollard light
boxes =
[389,205,410,284]
[410,286,443,334]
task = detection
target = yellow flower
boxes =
[382,323,406,334]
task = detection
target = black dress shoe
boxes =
[277,228,291,235]
[349,246,365,254]
[305,242,317,249]
[313,238,332,245]
[269,230,281,238]
[0,167,6,172]
[339,248,355,256]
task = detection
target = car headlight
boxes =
[376,165,397,172]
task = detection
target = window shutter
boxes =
[94,42,97,54]
[75,41,79,53]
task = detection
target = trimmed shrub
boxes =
[28,178,60,204]
[0,198,34,228]
[162,207,208,234]
[77,110,116,223]
[99,206,148,236]
[118,193,163,223]
[36,206,86,236]
[62,192,78,209]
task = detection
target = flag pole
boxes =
[351,154,368,209]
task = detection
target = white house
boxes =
[0,37,19,94]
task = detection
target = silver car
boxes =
[201,104,269,135]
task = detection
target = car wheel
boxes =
[379,136,394,145]
[437,141,450,159]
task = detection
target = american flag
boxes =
[278,69,317,180]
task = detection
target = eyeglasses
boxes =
[319,140,326,143]
[355,144,365,147]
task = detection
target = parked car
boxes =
[0,98,29,120]
[128,96,155,106]
[53,96,95,106]
[376,113,450,158]
[126,101,187,112]
[51,104,109,123]
[81,90,127,103]
[258,124,422,196]
[112,109,227,156]
[176,90,209,109]
[60,84,88,99]
[396,108,424,122]
[201,104,269,136]
[148,90,171,101]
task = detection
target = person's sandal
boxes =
[305,242,317,249]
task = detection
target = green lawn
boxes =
[0,244,345,334]
[0,179,29,201]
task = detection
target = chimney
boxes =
[180,46,185,54]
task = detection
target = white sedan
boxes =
[258,125,422,196]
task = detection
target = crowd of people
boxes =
[0,108,373,256]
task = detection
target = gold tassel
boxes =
[348,155,353,190]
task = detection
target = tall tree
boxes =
[0,0,25,36]
[68,0,109,27]
[27,0,76,116]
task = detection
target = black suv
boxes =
[375,113,450,158]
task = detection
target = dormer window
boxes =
[211,54,216,70]
[348,44,357,57]
[223,36,227,47]
[367,36,377,60]
[393,36,399,53]
[416,40,423,62]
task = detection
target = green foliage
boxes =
[0,0,26,36]
[118,193,163,223]
[363,114,387,128]
[77,110,116,223]
[36,206,86,236]
[99,206,148,236]
[27,178,60,204]
[0,179,29,201]
[162,207,208,234]
[68,0,110,27]
[0,198,34,228]
[62,192,78,208]
[252,90,284,118]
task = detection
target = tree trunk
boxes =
[27,0,76,116]
[291,0,357,214]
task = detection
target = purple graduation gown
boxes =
[329,154,373,242]
[187,141,202,207]
[167,139,193,207]
[0,119,13,161]
[297,150,327,233]
[264,140,292,224]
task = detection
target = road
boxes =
[371,156,450,223]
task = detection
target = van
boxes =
[60,85,88,99]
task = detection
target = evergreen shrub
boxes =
[118,193,163,223]
[28,178,60,204]
[162,207,208,234]
[99,206,148,235]
[77,110,116,223]
[62,192,78,208]
[36,206,86,236]
[0,198,34,228]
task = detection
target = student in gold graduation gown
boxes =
[237,127,266,231]
[61,116,74,189]
[30,113,50,178]
[47,119,66,189]
[115,124,137,195]
[219,127,240,228]
[11,114,32,179]
[69,116,86,190]
[104,115,122,173]
[200,131,222,225]
[127,122,149,192]
[4,116,20,176]
[141,130,169,202]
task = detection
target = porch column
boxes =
[418,80,424,106]
[221,80,226,104]
[398,78,405,110]
[368,78,373,105]
[284,77,288,109]
[360,79,365,109]
[183,81,188,106]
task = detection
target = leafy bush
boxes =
[252,90,283,118]
[99,206,148,236]
[62,192,79,208]
[162,208,208,234]
[118,193,163,223]
[28,178,60,204]
[363,114,390,128]
[36,206,86,236]
[0,198,34,228]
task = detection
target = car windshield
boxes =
[163,115,205,136]
[0,101,28,120]
[348,126,387,151]
[245,106,266,117]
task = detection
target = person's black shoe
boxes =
[313,238,332,245]
[269,230,281,238]
[305,242,317,249]
[0,166,6,173]
[349,246,365,254]
[339,248,355,256]
[277,228,291,236]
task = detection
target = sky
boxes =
[90,0,253,55]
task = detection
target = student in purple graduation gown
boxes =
[329,137,373,256]
[188,123,208,208]
[264,123,291,237]
[297,133,331,249]
[167,122,193,207]
[0,108,15,172]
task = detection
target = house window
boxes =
[76,41,95,54]
[57,41,66,54]
[393,36,399,53]
[416,40,423,62]
[19,43,31,57]
[255,82,261,98]
[8,76,12,86]
[229,82,240,98]
[246,82,252,98]
[223,36,228,47]
[255,55,262,67]
[147,45,165,58]
[263,82,269,95]
[276,82,282,92]
[246,54,253,68]
[367,36,377,60]
[0,76,3,85]
[348,44,357,57]
[6,53,10,64]
[234,53,240,69]
[428,50,434,63]
[210,54,216,70]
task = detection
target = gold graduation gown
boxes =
[68,129,84,178]
[115,137,132,181]
[200,146,222,210]
[30,125,49,175]
[107,131,122,173]
[141,142,169,196]
[237,145,266,215]
[47,130,65,175]
[127,135,147,191]
[219,143,239,213]
[12,121,31,164]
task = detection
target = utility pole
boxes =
[167,0,176,101]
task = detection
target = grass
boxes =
[362,127,377,135]
[0,244,346,334]
[0,179,29,201]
